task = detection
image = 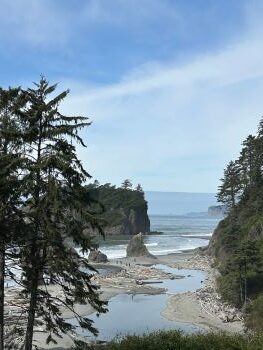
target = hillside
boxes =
[208,119,263,331]
[86,183,150,235]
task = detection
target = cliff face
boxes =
[103,206,150,235]
[85,183,150,236]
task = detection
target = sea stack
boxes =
[126,233,156,258]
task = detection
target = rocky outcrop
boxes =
[85,184,151,236]
[89,250,108,263]
[126,233,156,258]
[105,207,150,235]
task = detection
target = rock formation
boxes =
[126,233,156,258]
[89,250,108,263]
[84,184,150,236]
[105,207,150,235]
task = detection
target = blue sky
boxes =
[1,0,263,192]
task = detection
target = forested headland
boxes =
[209,117,263,331]
[85,180,150,236]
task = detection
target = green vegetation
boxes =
[87,331,263,350]
[87,180,146,211]
[0,87,26,349]
[245,294,263,331]
[0,79,106,349]
[210,117,263,329]
[0,79,149,349]
[86,180,149,232]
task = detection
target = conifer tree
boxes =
[17,78,106,350]
[121,179,132,190]
[233,240,262,306]
[217,160,243,209]
[239,135,262,188]
[0,87,26,350]
[135,184,144,193]
[93,179,100,188]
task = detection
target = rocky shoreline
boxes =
[5,250,244,349]
[162,252,244,331]
[87,252,244,334]
[92,262,181,295]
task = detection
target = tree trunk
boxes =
[231,189,235,208]
[24,266,39,350]
[244,264,247,308]
[239,270,243,305]
[25,115,43,350]
[0,239,5,350]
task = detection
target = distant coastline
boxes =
[146,191,217,216]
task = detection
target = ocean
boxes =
[74,214,220,340]
[145,191,217,215]
[99,215,220,259]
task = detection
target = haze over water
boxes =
[145,191,217,216]
[99,191,219,259]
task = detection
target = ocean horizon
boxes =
[145,191,217,216]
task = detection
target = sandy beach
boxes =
[160,252,243,333]
[27,250,243,349]
[4,250,243,349]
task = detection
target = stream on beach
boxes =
[71,265,206,341]
[4,215,219,342]
[71,215,219,341]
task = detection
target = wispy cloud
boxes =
[66,35,263,104]
[82,0,181,26]
[1,0,263,191]
[0,0,180,48]
[0,0,69,47]
[61,7,263,191]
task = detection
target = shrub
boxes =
[91,330,263,350]
[245,294,263,332]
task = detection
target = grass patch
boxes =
[75,330,263,350]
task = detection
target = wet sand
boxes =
[34,251,243,349]
[161,292,243,333]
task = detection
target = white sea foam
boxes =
[100,248,126,259]
[97,217,218,260]
[180,233,212,238]
[99,240,208,259]
[145,243,158,247]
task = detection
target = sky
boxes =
[1,0,263,192]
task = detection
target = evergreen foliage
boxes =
[212,116,263,329]
[86,182,147,227]
[217,160,243,209]
[0,78,107,350]
[135,183,144,193]
[245,294,263,332]
[121,179,132,190]
[0,87,28,349]
[86,182,147,228]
